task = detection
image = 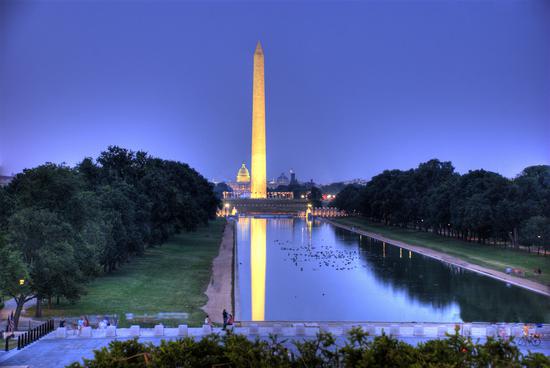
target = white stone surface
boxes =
[154,325,164,336]
[80,327,92,338]
[413,325,424,336]
[424,327,438,337]
[178,325,188,337]
[294,323,306,336]
[248,324,259,335]
[130,325,140,337]
[105,326,116,337]
[56,328,67,338]
[471,327,486,337]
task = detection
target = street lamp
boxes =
[19,279,25,286]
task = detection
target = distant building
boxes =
[0,175,13,187]
[343,178,368,186]
[267,178,278,189]
[290,169,297,185]
[226,163,251,198]
[276,172,290,186]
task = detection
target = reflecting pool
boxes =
[235,217,550,322]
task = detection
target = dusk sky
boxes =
[0,0,548,184]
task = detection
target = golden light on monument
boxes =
[250,41,267,198]
[250,217,266,321]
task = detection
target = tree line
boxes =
[333,159,550,252]
[0,146,219,328]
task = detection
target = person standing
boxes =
[222,309,228,330]
[227,313,234,331]
[77,317,84,336]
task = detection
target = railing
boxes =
[17,319,54,350]
[4,334,15,351]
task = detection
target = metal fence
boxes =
[14,319,54,350]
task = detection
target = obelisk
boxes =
[250,41,267,199]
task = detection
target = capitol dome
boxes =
[236,163,251,183]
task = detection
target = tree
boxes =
[519,216,550,254]
[0,146,220,319]
[333,185,362,213]
[7,208,88,316]
[333,160,550,249]
[0,234,32,330]
[308,186,323,208]
[213,182,232,199]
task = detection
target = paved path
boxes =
[1,328,548,367]
[323,219,550,297]
[201,221,234,323]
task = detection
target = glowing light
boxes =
[250,42,267,198]
[19,279,25,286]
[250,218,266,321]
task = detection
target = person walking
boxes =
[204,315,212,326]
[222,309,228,330]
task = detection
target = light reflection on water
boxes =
[236,217,550,323]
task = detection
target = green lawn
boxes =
[32,219,226,327]
[333,217,550,286]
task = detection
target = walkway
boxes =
[323,219,550,296]
[201,221,234,323]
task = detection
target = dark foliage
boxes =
[334,159,550,249]
[66,328,550,367]
[0,146,219,327]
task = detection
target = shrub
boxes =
[67,328,550,368]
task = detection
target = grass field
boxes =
[31,219,226,327]
[333,217,550,286]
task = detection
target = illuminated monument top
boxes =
[250,41,267,199]
[220,43,305,211]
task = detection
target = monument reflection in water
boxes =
[236,217,550,323]
[251,217,267,321]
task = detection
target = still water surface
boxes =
[235,217,550,322]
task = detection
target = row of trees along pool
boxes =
[333,159,550,253]
[0,146,219,329]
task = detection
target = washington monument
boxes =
[250,41,267,198]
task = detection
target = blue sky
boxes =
[0,0,548,183]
